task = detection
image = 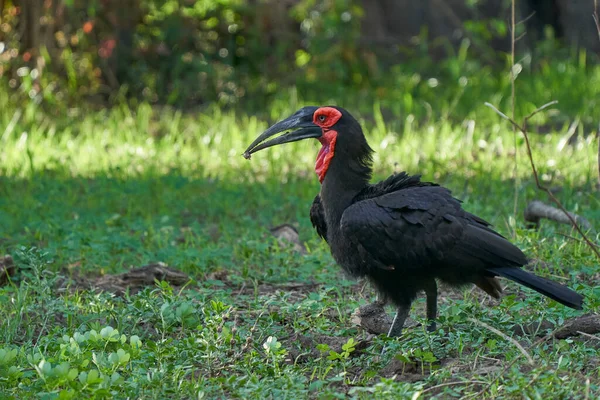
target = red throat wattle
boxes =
[315,130,338,183]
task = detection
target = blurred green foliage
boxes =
[0,0,598,122]
[3,0,372,110]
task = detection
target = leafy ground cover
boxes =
[0,70,599,398]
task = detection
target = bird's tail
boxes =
[489,267,583,310]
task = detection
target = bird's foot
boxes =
[426,320,437,333]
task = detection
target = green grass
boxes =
[0,70,599,399]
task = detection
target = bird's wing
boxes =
[340,186,527,272]
[310,194,328,242]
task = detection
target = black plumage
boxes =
[245,106,583,336]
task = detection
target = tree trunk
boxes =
[15,0,59,56]
[102,0,141,88]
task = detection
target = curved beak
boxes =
[243,106,321,159]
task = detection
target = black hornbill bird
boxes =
[243,106,583,336]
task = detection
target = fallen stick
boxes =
[524,200,594,232]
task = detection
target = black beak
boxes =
[243,106,322,159]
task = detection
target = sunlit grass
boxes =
[1,96,596,185]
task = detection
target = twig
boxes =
[557,233,599,248]
[485,102,600,261]
[523,100,559,122]
[593,0,600,42]
[519,369,543,394]
[420,380,488,395]
[510,0,519,224]
[517,11,537,27]
[466,319,573,399]
[469,318,534,365]
[585,378,591,400]
[577,331,600,341]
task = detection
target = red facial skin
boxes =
[313,107,342,183]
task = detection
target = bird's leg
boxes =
[424,280,438,332]
[380,305,410,356]
[387,305,410,337]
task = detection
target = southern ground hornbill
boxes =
[243,106,583,336]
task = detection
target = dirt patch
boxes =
[286,333,372,364]
[379,358,432,383]
[234,282,322,299]
[62,262,191,295]
[94,262,189,294]
[380,354,503,384]
[206,268,323,302]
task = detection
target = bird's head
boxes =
[243,106,372,183]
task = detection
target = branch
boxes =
[524,200,594,232]
[485,102,600,261]
[510,0,518,221]
[594,0,600,42]
[469,318,534,365]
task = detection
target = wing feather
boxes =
[340,185,528,275]
[310,195,328,241]
[340,186,465,270]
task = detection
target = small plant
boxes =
[262,336,287,376]
[326,338,356,362]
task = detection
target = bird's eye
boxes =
[318,115,326,122]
